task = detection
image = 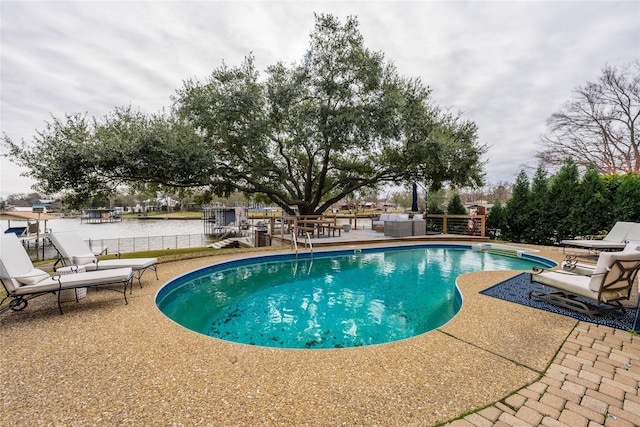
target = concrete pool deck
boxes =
[1,243,638,426]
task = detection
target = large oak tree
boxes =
[4,14,486,213]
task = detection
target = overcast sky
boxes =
[1,0,638,198]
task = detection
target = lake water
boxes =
[22,217,205,239]
[2,215,375,260]
[2,217,370,239]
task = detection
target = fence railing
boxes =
[28,233,216,261]
[426,215,486,237]
[86,234,215,254]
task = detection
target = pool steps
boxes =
[207,238,239,249]
[471,243,538,258]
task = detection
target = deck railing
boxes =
[426,215,486,237]
[267,213,486,237]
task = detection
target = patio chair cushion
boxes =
[605,222,638,243]
[534,270,630,303]
[72,253,98,266]
[0,233,39,292]
[12,268,134,296]
[83,258,157,271]
[535,272,597,299]
[16,268,50,286]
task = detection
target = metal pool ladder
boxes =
[291,232,313,257]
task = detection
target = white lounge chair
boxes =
[560,221,638,251]
[49,231,158,286]
[529,245,640,319]
[0,233,133,314]
[562,242,640,275]
[625,223,640,244]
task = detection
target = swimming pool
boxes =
[156,244,555,349]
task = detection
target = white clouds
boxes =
[1,0,638,196]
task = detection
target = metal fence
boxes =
[28,233,216,261]
[86,234,215,254]
[426,215,486,237]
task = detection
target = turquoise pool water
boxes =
[156,245,554,349]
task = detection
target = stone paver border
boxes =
[446,323,640,427]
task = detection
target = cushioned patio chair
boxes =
[412,214,426,236]
[371,213,391,229]
[383,214,410,237]
[0,233,133,314]
[49,231,158,286]
[560,221,638,252]
[529,246,640,319]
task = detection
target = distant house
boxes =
[329,199,380,211]
[380,200,396,210]
[338,202,357,210]
[113,206,132,215]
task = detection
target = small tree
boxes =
[546,159,580,241]
[526,166,550,245]
[504,170,531,243]
[486,200,506,239]
[446,194,467,215]
[571,164,610,236]
[613,172,640,222]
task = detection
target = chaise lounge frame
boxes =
[49,231,158,287]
